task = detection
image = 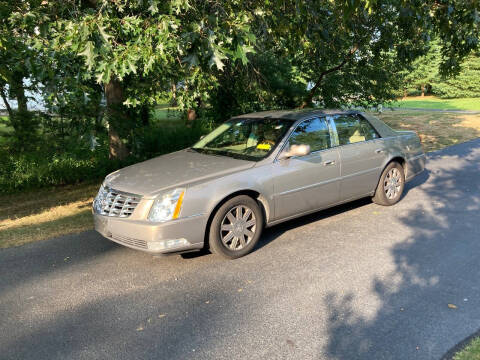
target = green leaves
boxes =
[78,41,96,71]
[209,48,227,70]
[183,53,199,67]
[233,44,255,66]
[97,23,112,44]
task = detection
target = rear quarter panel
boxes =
[382,131,425,180]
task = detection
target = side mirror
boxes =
[279,144,311,160]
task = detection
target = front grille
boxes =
[111,233,148,249]
[95,187,141,218]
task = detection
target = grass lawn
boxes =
[453,337,480,360]
[375,110,480,152]
[151,104,182,123]
[390,96,480,111]
[0,182,100,249]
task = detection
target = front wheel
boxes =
[372,162,405,206]
[208,195,263,259]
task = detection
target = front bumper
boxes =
[93,213,207,254]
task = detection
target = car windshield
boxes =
[191,118,293,161]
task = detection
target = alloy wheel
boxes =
[220,205,256,250]
[384,167,402,200]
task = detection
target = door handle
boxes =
[375,148,385,154]
[323,160,335,166]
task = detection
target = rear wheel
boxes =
[208,195,263,259]
[372,162,405,206]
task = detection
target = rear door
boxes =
[330,114,387,201]
[273,117,341,220]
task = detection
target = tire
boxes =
[208,195,264,259]
[372,161,405,206]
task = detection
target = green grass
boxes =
[0,116,12,134]
[454,337,480,360]
[0,182,99,248]
[151,104,182,122]
[390,96,480,111]
[0,116,12,146]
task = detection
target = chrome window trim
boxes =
[273,112,414,162]
[356,113,382,139]
[274,115,335,162]
[329,113,383,149]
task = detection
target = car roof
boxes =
[233,109,360,121]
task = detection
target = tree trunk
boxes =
[140,105,149,126]
[12,73,28,114]
[105,78,129,160]
[187,109,197,121]
[0,86,13,118]
[8,72,34,145]
[421,84,425,97]
[171,82,177,107]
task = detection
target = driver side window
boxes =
[289,117,331,153]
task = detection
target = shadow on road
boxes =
[0,230,118,295]
[323,139,480,359]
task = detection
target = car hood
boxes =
[104,149,255,197]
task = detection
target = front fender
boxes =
[180,164,275,225]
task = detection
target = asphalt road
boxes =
[1,139,480,360]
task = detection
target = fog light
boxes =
[148,238,189,251]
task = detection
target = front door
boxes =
[273,117,341,220]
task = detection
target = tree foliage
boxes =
[433,53,480,98]
[402,42,480,98]
[2,0,480,160]
[402,42,442,96]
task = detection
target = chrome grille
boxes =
[111,234,148,249]
[95,187,141,218]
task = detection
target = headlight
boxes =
[148,188,185,222]
[93,184,107,214]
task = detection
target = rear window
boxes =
[333,114,380,145]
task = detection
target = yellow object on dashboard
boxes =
[256,143,271,150]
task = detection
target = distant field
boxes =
[151,104,182,122]
[375,110,480,152]
[390,96,480,111]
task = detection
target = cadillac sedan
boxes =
[93,110,425,258]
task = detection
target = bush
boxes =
[132,120,208,160]
[0,120,210,193]
[0,151,117,193]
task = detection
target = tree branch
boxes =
[299,45,358,109]
[0,86,13,117]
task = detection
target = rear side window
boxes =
[333,115,380,145]
[289,117,331,152]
